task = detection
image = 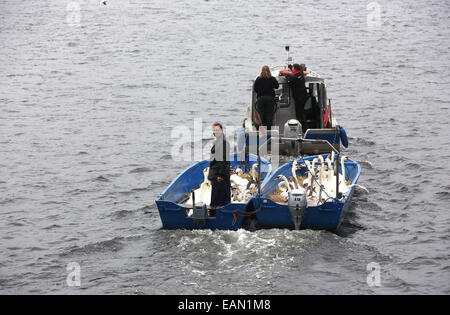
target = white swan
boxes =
[232,182,256,203]
[302,160,314,187]
[304,157,329,205]
[318,158,336,198]
[323,155,350,198]
[185,167,211,206]
[311,157,319,177]
[291,161,301,188]
[199,186,211,205]
[307,159,321,194]
[337,156,350,196]
[274,175,291,201]
[325,158,334,183]
[325,151,335,166]
[249,164,259,182]
[275,175,293,192]
[204,167,211,184]
[230,172,249,190]
[198,168,212,205]
[277,181,289,192]
[323,151,336,182]
[185,189,201,206]
[237,188,252,203]
[317,161,326,203]
[317,155,325,167]
[302,156,338,204]
[231,167,261,202]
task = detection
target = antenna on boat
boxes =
[285,45,292,69]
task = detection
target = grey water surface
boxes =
[0,0,449,294]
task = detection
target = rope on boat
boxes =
[231,204,263,226]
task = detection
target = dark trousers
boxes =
[294,97,307,132]
[256,96,275,130]
[210,177,231,208]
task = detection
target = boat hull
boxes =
[155,153,272,230]
[155,200,247,230]
[252,187,355,231]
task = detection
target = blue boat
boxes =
[155,153,272,230]
[251,154,361,231]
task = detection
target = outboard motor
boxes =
[192,202,208,229]
[288,189,307,230]
[284,119,302,154]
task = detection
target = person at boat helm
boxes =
[208,122,231,216]
[253,65,279,131]
[286,63,308,132]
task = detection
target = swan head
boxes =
[277,181,287,188]
[303,160,312,171]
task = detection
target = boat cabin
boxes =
[242,65,346,156]
[250,69,330,135]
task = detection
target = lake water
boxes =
[0,0,449,294]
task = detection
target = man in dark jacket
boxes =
[286,64,308,132]
[208,122,231,214]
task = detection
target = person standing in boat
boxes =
[208,122,231,216]
[253,65,279,131]
[287,64,308,132]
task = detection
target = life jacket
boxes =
[279,69,308,76]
